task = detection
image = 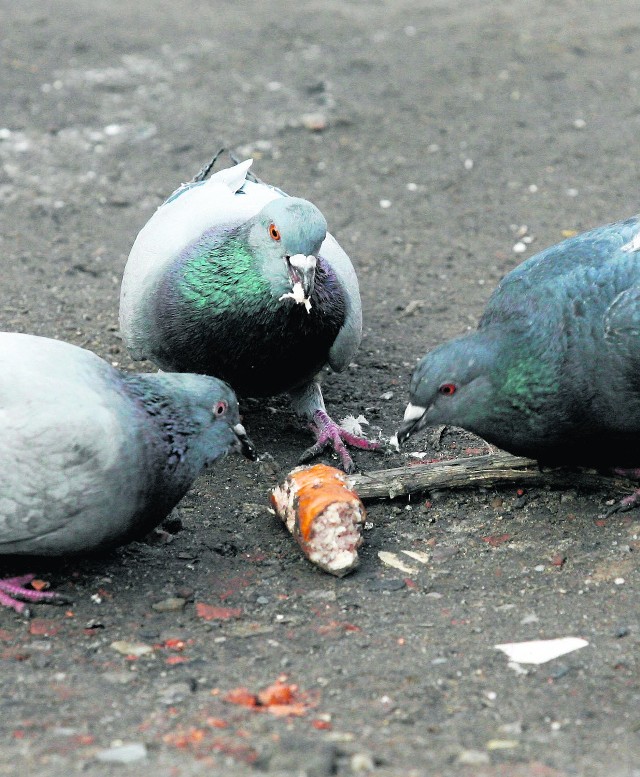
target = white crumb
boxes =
[339,414,370,436]
[279,281,312,313]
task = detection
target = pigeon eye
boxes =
[438,382,457,396]
[268,223,281,241]
[213,400,228,417]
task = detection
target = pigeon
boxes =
[119,154,380,473]
[396,214,640,508]
[0,332,255,614]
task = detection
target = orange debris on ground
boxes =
[223,676,315,717]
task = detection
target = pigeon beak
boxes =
[395,403,428,445]
[233,423,257,460]
[287,254,317,298]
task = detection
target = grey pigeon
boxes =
[119,156,380,473]
[0,332,255,614]
[397,214,640,508]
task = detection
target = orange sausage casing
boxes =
[270,464,366,577]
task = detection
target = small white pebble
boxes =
[550,721,562,731]
[486,691,497,700]
[513,241,527,253]
[379,199,392,209]
[522,235,534,244]
[104,123,122,136]
[267,81,282,91]
[0,128,11,140]
[464,158,474,170]
[528,184,538,193]
[404,25,417,36]
[534,564,545,572]
[573,118,586,129]
[566,188,579,197]
[406,182,418,191]
[428,143,440,153]
[614,577,625,585]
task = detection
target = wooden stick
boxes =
[348,452,632,502]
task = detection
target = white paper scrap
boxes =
[378,551,418,575]
[401,550,431,564]
[494,637,588,665]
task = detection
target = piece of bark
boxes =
[348,452,632,502]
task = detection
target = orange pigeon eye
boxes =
[268,223,281,241]
[438,382,457,396]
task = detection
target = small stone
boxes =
[379,199,392,209]
[158,682,193,705]
[486,739,519,750]
[96,743,147,764]
[110,641,154,657]
[152,597,186,612]
[351,751,376,772]
[457,749,490,766]
[301,112,327,131]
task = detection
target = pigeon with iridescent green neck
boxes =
[0,332,255,615]
[119,155,379,472]
[397,214,640,509]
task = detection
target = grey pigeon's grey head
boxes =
[396,333,498,445]
[248,197,328,302]
[157,373,256,464]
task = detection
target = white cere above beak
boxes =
[403,403,427,422]
[288,253,317,273]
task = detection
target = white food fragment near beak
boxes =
[279,281,312,313]
[388,433,400,452]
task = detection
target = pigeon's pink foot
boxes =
[299,409,382,474]
[607,468,640,515]
[0,574,65,616]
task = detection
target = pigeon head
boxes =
[247,197,328,307]
[396,333,499,445]
[151,373,256,464]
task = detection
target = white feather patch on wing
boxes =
[621,231,640,253]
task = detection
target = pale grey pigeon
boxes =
[0,332,255,614]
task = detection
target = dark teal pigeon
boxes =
[119,156,380,473]
[396,215,640,509]
[0,332,255,614]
